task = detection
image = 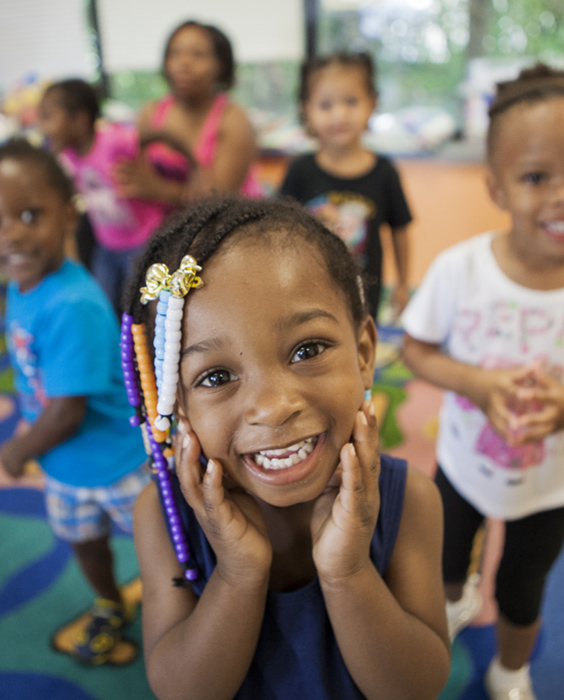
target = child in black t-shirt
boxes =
[280,52,412,322]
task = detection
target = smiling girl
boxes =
[123,196,449,699]
[402,64,564,700]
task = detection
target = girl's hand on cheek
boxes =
[311,400,381,583]
[174,423,272,590]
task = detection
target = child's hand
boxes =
[311,400,380,583]
[473,365,538,443]
[174,422,272,589]
[506,366,564,444]
[0,439,26,480]
[389,283,410,319]
[113,155,160,200]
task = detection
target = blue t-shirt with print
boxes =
[6,259,145,486]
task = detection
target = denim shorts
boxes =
[44,461,151,543]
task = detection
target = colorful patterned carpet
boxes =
[0,308,563,699]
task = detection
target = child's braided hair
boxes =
[487,62,564,160]
[124,194,367,325]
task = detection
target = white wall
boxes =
[97,0,304,71]
[1,0,94,91]
[0,0,305,94]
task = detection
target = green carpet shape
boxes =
[0,509,155,699]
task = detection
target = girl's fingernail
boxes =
[360,411,368,427]
[183,432,191,450]
[367,400,375,417]
[348,442,356,458]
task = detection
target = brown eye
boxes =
[199,369,237,387]
[291,342,327,363]
[20,209,37,224]
[523,172,545,185]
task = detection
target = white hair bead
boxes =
[164,340,182,354]
[157,395,174,410]
[168,297,184,310]
[161,381,178,396]
[163,372,179,385]
[166,309,184,322]
[154,415,171,432]
[159,391,176,405]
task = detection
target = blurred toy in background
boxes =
[1,73,48,143]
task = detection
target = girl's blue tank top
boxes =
[157,453,407,699]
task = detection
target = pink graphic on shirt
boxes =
[453,309,482,351]
[475,422,545,470]
[455,354,547,471]
[520,307,553,353]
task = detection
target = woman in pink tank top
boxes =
[114,21,263,204]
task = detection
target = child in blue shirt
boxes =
[0,139,150,665]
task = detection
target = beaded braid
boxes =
[121,195,369,586]
[121,256,202,585]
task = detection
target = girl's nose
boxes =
[244,375,305,427]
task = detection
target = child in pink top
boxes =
[38,79,174,313]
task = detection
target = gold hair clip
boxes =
[140,255,203,304]
[170,255,204,298]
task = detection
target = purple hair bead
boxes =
[143,420,198,583]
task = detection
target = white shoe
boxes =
[484,657,537,700]
[446,573,482,641]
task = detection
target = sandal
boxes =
[72,598,129,665]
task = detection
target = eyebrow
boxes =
[277,308,339,332]
[181,309,339,358]
[181,336,226,358]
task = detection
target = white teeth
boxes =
[546,221,564,234]
[7,254,29,263]
[253,436,317,470]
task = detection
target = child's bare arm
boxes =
[0,396,86,478]
[314,402,450,699]
[191,103,257,197]
[134,427,271,700]
[389,226,410,316]
[113,103,187,206]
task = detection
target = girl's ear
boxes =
[357,315,377,390]
[486,168,508,210]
